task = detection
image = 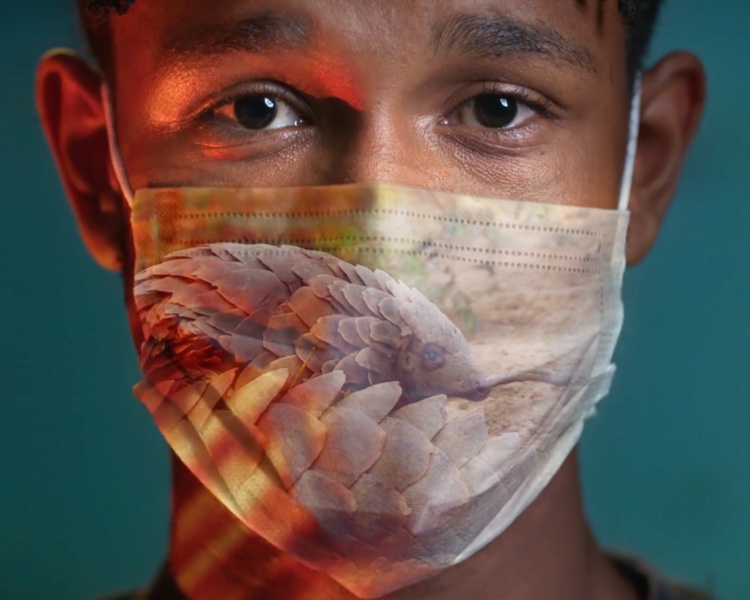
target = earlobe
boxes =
[626,51,706,265]
[35,50,126,271]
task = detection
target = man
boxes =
[36,1,707,599]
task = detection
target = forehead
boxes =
[110,0,626,83]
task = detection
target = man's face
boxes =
[108,0,630,209]
[33,4,705,592]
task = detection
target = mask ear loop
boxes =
[617,73,643,212]
[101,83,135,208]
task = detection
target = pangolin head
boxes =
[388,281,491,402]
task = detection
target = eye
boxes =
[421,344,446,372]
[442,88,547,130]
[214,94,309,131]
[452,93,536,130]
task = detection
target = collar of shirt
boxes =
[101,553,714,600]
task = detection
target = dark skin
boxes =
[36,1,705,598]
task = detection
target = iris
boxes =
[234,95,278,130]
[473,95,518,129]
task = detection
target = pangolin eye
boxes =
[421,344,446,372]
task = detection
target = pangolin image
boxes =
[138,243,504,400]
[133,243,543,595]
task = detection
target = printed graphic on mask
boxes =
[131,185,628,598]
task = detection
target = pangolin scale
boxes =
[133,243,531,589]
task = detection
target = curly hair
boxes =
[80,0,663,84]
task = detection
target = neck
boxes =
[165,450,639,600]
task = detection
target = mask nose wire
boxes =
[101,84,135,207]
[618,73,643,212]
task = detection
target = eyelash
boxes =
[482,84,553,117]
[196,80,555,136]
[450,82,555,124]
[197,81,312,127]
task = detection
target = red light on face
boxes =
[301,51,364,111]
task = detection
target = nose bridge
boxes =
[325,102,428,187]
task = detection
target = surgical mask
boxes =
[105,80,640,599]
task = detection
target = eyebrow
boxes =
[432,13,598,74]
[159,13,310,67]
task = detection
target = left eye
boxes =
[421,345,446,371]
[214,94,308,131]
[452,94,535,129]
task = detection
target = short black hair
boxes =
[80,0,663,85]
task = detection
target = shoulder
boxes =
[607,551,716,600]
[659,580,716,600]
[94,592,148,600]
[93,564,185,600]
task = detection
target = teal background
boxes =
[2,2,747,599]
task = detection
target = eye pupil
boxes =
[233,95,278,130]
[474,94,518,128]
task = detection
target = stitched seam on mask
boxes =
[157,242,602,274]
[163,211,601,238]
[406,239,598,263]
[359,249,602,274]
[159,237,600,264]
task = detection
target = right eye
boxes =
[214,94,310,131]
[421,344,446,372]
[452,93,535,130]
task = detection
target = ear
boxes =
[626,51,706,265]
[398,336,417,374]
[35,49,126,271]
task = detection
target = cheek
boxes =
[122,133,319,190]
[439,144,561,201]
[557,126,625,208]
[121,140,623,211]
[563,92,631,209]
